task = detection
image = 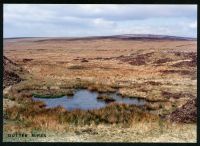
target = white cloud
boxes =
[92,18,116,28]
[3,4,197,38]
[189,21,197,29]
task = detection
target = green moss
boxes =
[32,93,65,99]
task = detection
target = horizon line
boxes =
[3,33,197,39]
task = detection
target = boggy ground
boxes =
[3,38,197,142]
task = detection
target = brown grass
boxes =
[4,91,158,129]
[3,38,197,142]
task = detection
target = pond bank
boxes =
[33,89,146,111]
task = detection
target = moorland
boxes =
[3,34,197,142]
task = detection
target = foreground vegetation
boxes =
[3,80,196,142]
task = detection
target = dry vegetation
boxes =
[3,38,197,142]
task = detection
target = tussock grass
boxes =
[88,83,116,93]
[32,93,65,98]
[97,95,115,103]
[118,88,169,102]
[60,103,159,125]
[5,92,159,130]
[31,89,74,98]
[68,65,87,70]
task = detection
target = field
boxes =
[3,36,197,142]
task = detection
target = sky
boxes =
[3,4,197,38]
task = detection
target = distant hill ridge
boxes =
[114,34,196,40]
[4,34,196,42]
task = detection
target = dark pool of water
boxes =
[33,89,146,111]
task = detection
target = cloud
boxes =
[3,4,197,38]
[189,21,197,29]
[92,18,117,28]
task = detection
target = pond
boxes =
[33,89,146,111]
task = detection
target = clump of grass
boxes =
[4,87,159,131]
[60,103,159,125]
[145,102,162,111]
[5,102,66,131]
[60,79,91,89]
[14,80,45,91]
[68,65,87,70]
[31,89,74,99]
[5,106,19,120]
[5,98,159,130]
[97,95,115,103]
[32,93,65,99]
[88,83,116,93]
[171,102,178,112]
[159,119,164,134]
[162,108,171,116]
